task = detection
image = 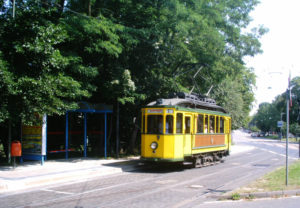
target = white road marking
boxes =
[155,179,177,184]
[41,188,74,195]
[189,185,204,189]
[259,148,298,160]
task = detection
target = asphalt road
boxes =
[1,131,300,208]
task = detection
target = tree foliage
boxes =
[0,0,265,151]
[251,76,300,135]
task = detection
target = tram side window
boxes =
[216,116,219,133]
[176,113,183,133]
[197,114,204,133]
[147,115,163,134]
[204,115,209,133]
[209,116,215,133]
[185,117,191,133]
[220,117,224,133]
[166,115,173,134]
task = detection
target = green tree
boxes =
[0,54,12,123]
[0,2,97,123]
[0,0,266,156]
[63,0,265,150]
[252,102,280,132]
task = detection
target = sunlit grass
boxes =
[237,160,300,193]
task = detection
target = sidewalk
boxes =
[0,157,139,193]
[0,142,255,194]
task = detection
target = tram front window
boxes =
[147,115,163,134]
[166,115,173,134]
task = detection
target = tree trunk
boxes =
[88,0,91,16]
[8,120,11,163]
[116,102,119,158]
[57,0,65,14]
[129,121,139,154]
[41,0,49,9]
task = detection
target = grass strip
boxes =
[237,160,300,193]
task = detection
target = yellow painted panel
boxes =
[141,134,146,156]
[163,135,175,158]
[142,134,183,159]
[191,146,227,154]
[174,135,184,158]
[141,134,164,158]
[183,135,192,155]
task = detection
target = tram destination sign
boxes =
[147,109,163,114]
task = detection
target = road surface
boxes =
[1,130,299,208]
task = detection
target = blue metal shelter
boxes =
[65,102,113,159]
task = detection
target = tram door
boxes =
[184,115,192,155]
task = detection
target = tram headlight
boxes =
[150,142,158,150]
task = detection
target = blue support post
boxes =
[65,112,69,159]
[41,155,44,165]
[45,114,47,161]
[105,113,107,159]
[84,112,87,157]
[65,108,112,159]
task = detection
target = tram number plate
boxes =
[166,109,173,114]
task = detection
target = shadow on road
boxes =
[102,159,192,174]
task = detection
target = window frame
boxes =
[220,117,225,133]
[185,116,191,134]
[165,115,174,134]
[176,113,183,134]
[197,114,204,133]
[209,115,215,133]
[146,115,164,134]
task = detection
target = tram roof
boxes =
[145,98,229,116]
[143,105,230,117]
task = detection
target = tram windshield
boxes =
[166,115,173,134]
[147,115,163,134]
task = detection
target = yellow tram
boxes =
[141,92,231,167]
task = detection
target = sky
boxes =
[245,0,300,115]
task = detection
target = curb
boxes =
[214,189,300,200]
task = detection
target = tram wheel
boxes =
[193,157,202,168]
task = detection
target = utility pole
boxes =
[286,72,292,186]
[286,88,289,186]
